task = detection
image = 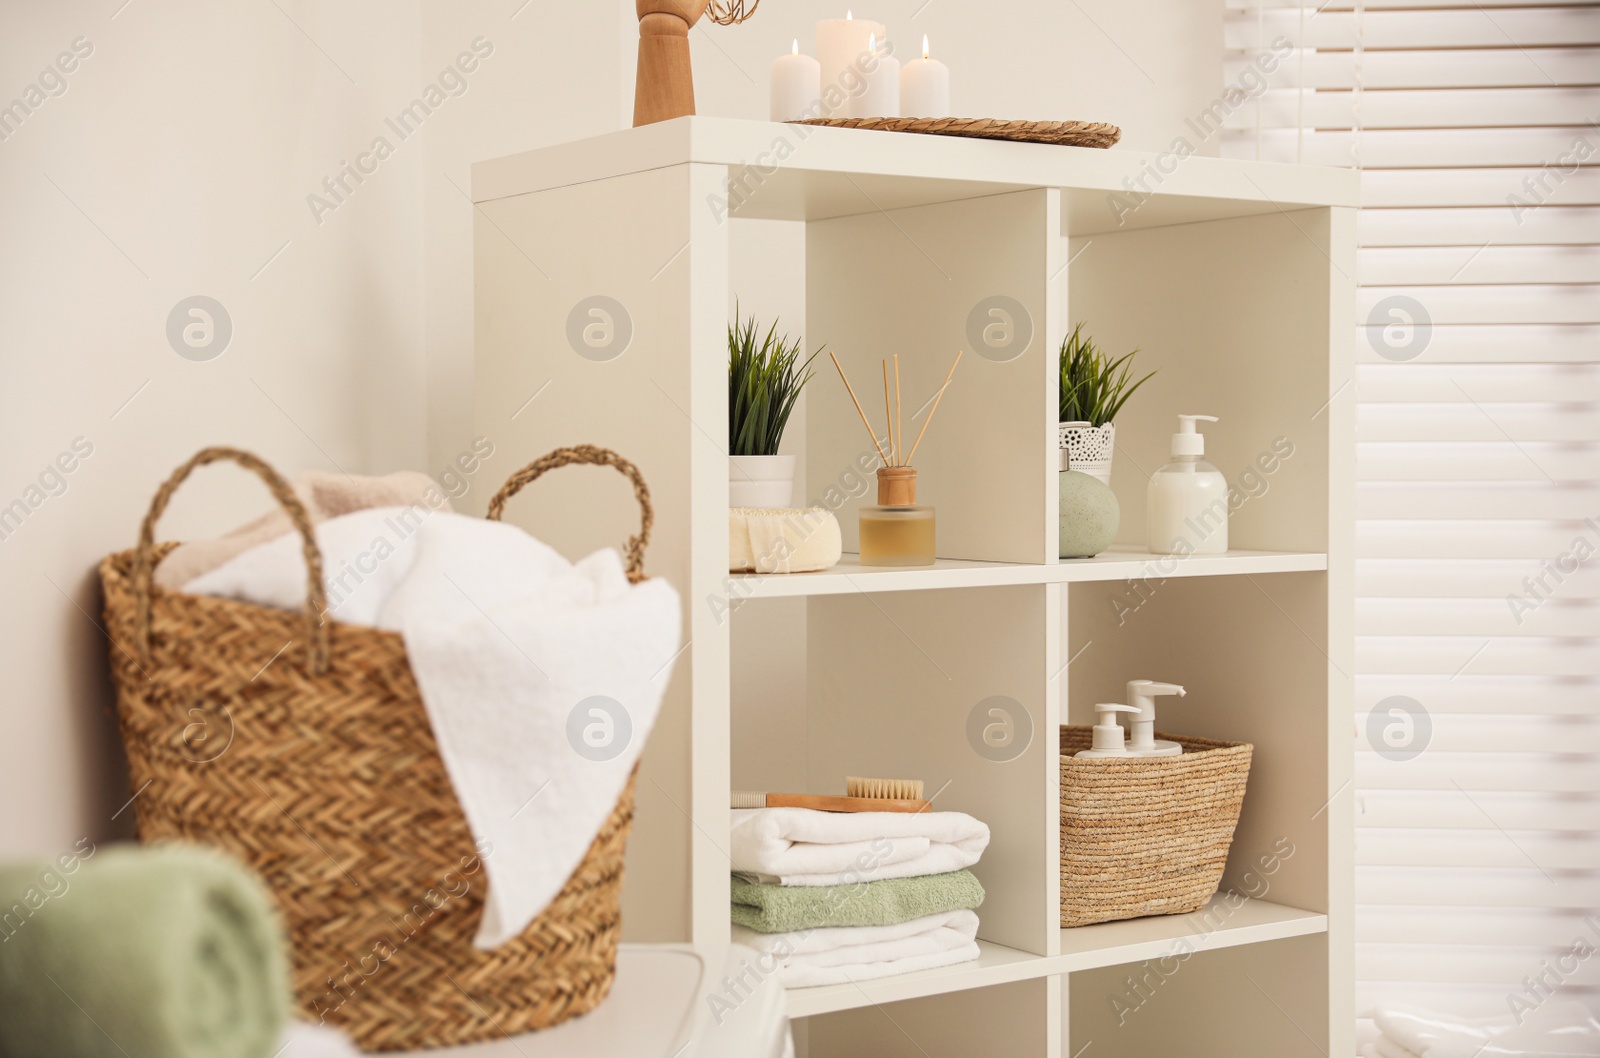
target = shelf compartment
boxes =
[730,547,1328,599]
[786,895,1326,1018]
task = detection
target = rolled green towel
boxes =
[0,842,289,1058]
[732,869,985,933]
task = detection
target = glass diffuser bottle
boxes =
[859,466,935,566]
[829,349,962,569]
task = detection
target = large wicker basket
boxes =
[1059,726,1252,928]
[100,445,656,1051]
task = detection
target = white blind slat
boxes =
[1354,443,1597,483]
[1226,86,1600,130]
[1358,408,1600,443]
[1355,325,1600,365]
[1361,168,1600,207]
[1357,639,1600,677]
[1225,9,1600,49]
[1223,48,1600,90]
[1358,945,1600,984]
[1359,599,1600,637]
[1359,285,1600,325]
[1360,247,1600,286]
[1359,792,1600,831]
[1357,560,1600,596]
[1359,206,1600,248]
[1358,830,1600,869]
[1360,364,1600,403]
[1357,866,1600,905]
[1351,709,1600,748]
[1355,674,1600,714]
[1229,128,1598,168]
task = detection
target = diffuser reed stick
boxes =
[882,360,895,464]
[905,350,963,465]
[835,350,963,469]
[830,351,890,465]
[893,354,903,466]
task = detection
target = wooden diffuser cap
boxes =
[877,466,917,505]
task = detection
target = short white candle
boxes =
[770,39,822,122]
[900,35,950,117]
[857,33,900,118]
[815,11,884,117]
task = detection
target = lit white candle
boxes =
[899,35,950,117]
[857,32,900,118]
[815,11,884,117]
[770,39,822,122]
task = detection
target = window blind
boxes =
[1224,0,1600,1022]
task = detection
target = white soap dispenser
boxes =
[1124,680,1187,757]
[1147,414,1228,554]
[1075,703,1141,758]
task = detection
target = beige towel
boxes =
[153,471,450,590]
[729,507,841,574]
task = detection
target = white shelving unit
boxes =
[471,116,1357,1058]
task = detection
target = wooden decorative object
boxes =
[633,0,761,128]
[790,116,1123,149]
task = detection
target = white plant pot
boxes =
[729,454,796,508]
[1058,421,1114,485]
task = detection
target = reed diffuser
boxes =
[830,349,962,566]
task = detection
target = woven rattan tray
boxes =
[789,116,1121,149]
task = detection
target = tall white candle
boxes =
[815,11,884,117]
[857,33,899,118]
[770,39,822,122]
[900,35,950,117]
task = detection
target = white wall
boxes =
[0,0,1223,856]
[0,0,428,854]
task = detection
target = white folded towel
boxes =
[1374,1001,1600,1058]
[733,909,980,988]
[1372,1036,1421,1058]
[154,470,450,591]
[730,808,989,887]
[183,506,682,949]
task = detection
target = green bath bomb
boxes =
[1059,470,1120,558]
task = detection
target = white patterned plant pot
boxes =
[1058,421,1114,485]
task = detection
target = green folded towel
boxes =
[0,842,290,1058]
[731,869,986,933]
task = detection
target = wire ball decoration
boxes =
[707,0,760,24]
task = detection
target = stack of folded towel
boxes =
[729,807,990,987]
[1362,1001,1600,1058]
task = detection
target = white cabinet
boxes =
[472,116,1356,1058]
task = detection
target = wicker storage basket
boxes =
[100,445,656,1051]
[1059,726,1252,928]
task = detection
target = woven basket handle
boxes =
[486,445,653,584]
[133,447,330,675]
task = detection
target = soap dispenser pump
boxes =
[1125,680,1187,757]
[1147,414,1228,555]
[1075,703,1141,758]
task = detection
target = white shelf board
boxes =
[472,116,1358,234]
[732,546,1327,600]
[422,946,701,1057]
[785,896,1327,1019]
